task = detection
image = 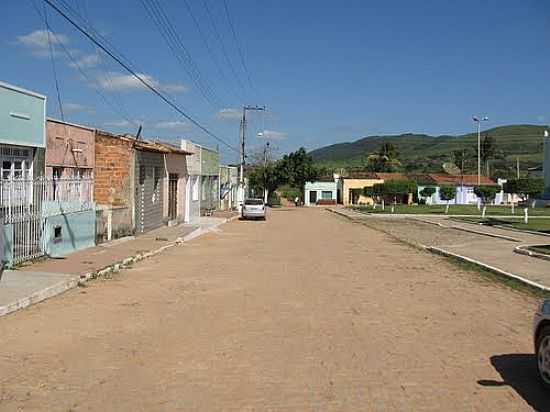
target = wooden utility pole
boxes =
[238,105,266,209]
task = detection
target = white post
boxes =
[381,199,385,211]
[511,202,515,215]
[107,208,113,241]
[524,208,529,224]
[482,205,487,219]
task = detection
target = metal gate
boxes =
[1,177,94,266]
[168,173,178,221]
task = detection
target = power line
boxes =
[41,0,239,153]
[221,0,260,100]
[44,5,65,121]
[140,0,222,109]
[201,0,248,99]
[29,0,139,128]
[181,0,244,104]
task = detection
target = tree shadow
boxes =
[477,354,549,411]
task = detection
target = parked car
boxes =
[534,299,550,388]
[242,198,266,220]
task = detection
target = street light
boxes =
[473,115,489,185]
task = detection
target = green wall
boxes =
[0,82,46,147]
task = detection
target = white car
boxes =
[241,198,266,220]
[534,299,550,388]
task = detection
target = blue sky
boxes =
[3,0,550,163]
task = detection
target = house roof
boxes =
[341,170,378,179]
[95,130,193,155]
[428,173,497,186]
[407,174,437,185]
[374,172,408,181]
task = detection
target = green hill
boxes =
[309,124,546,177]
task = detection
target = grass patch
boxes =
[527,245,550,255]
[453,216,550,233]
[352,204,550,217]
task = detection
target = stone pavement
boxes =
[331,208,550,290]
[0,215,236,316]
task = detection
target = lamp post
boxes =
[472,115,489,185]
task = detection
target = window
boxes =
[321,191,333,200]
[54,226,63,243]
[53,167,64,179]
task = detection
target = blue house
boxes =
[0,81,96,266]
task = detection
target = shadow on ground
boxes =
[478,354,549,411]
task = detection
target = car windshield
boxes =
[244,199,263,205]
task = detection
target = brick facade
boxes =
[94,131,133,206]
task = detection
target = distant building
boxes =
[337,171,383,206]
[180,140,220,218]
[305,176,338,206]
[416,174,499,205]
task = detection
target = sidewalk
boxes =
[330,208,550,291]
[0,215,237,316]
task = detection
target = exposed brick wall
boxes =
[95,132,133,206]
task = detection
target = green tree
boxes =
[473,185,499,218]
[503,177,545,221]
[503,178,545,204]
[247,163,283,202]
[376,180,417,204]
[439,185,455,214]
[276,147,318,192]
[473,134,497,176]
[420,187,436,204]
[366,142,401,172]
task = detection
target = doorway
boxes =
[309,190,317,205]
[168,173,178,221]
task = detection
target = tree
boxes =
[439,185,455,214]
[452,149,471,176]
[420,187,436,205]
[276,147,318,192]
[376,180,417,204]
[473,134,497,176]
[247,163,283,202]
[503,177,545,222]
[503,178,545,204]
[366,142,401,172]
[473,185,499,218]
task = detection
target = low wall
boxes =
[44,209,96,258]
[96,205,134,244]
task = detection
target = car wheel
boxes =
[537,325,550,389]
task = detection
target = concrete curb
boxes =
[514,244,550,262]
[0,216,238,318]
[425,246,550,293]
[448,226,520,242]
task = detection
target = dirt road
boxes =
[0,208,546,411]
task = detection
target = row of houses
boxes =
[0,80,239,267]
[305,171,507,207]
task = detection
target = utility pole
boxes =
[516,157,520,179]
[238,105,266,211]
[473,115,489,185]
[263,141,270,204]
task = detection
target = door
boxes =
[168,173,178,221]
[309,190,317,205]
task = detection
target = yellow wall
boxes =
[341,178,384,206]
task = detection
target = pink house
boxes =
[46,118,95,179]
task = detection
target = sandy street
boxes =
[0,208,546,411]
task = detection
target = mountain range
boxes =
[309,125,547,177]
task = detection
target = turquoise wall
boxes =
[1,224,13,266]
[0,83,45,147]
[44,210,96,258]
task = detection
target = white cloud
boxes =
[104,119,132,127]
[68,53,100,69]
[154,121,189,130]
[96,72,187,93]
[216,108,241,120]
[257,129,287,140]
[16,30,68,57]
[17,29,68,49]
[63,103,89,114]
